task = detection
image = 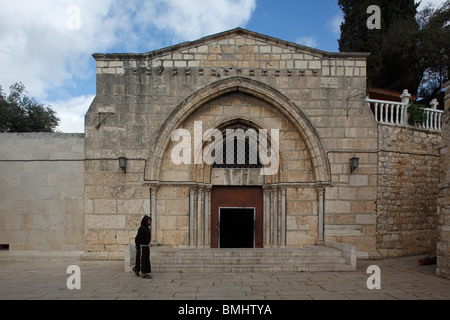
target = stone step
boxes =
[151,263,352,273]
[147,246,351,272]
[151,256,347,265]
[150,246,343,258]
[125,244,356,273]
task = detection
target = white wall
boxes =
[0,133,85,257]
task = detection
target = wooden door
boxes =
[211,186,263,248]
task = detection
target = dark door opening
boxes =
[219,208,254,248]
[211,186,263,248]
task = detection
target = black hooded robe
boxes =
[134,216,151,274]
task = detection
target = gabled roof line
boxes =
[93,27,369,60]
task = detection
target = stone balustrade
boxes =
[366,91,443,131]
[422,107,443,131]
[367,99,407,126]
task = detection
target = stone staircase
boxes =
[124,243,355,273]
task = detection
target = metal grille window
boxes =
[212,128,263,169]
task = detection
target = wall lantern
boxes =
[350,155,359,173]
[118,155,127,173]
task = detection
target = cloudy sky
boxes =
[0,0,447,133]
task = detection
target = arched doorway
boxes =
[205,119,271,248]
[150,77,331,248]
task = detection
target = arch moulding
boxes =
[145,76,331,184]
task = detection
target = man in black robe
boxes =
[132,215,153,279]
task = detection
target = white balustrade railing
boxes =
[366,98,442,131]
[367,99,407,126]
[421,108,443,131]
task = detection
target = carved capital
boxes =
[316,184,326,196]
[149,183,160,195]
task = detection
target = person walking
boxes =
[132,215,153,279]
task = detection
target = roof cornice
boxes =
[93,27,370,60]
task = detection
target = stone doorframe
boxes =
[181,182,327,248]
[210,186,264,248]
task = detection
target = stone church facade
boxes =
[0,29,448,276]
[85,28,377,258]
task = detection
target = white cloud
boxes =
[295,36,318,48]
[0,0,257,98]
[416,0,448,10]
[0,0,256,132]
[139,0,257,42]
[326,13,344,36]
[0,0,117,98]
[46,94,95,133]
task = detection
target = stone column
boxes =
[263,185,271,247]
[189,187,195,247]
[197,186,203,247]
[273,186,278,247]
[204,185,211,247]
[150,184,159,246]
[317,186,325,245]
[400,89,411,125]
[280,188,287,247]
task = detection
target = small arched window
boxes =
[211,126,263,169]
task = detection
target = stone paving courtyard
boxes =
[1,255,449,300]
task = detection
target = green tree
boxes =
[416,1,449,106]
[338,0,421,93]
[0,82,60,132]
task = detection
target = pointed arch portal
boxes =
[146,76,331,184]
[146,76,331,248]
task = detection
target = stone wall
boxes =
[83,157,150,260]
[437,81,450,279]
[377,125,441,257]
[324,150,379,258]
[0,133,85,258]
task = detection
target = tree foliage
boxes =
[338,0,449,103]
[416,1,450,105]
[338,0,420,92]
[407,100,428,126]
[0,82,60,132]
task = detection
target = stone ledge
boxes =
[81,251,124,261]
[0,133,85,139]
[124,245,136,272]
[1,250,83,261]
[325,240,356,270]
